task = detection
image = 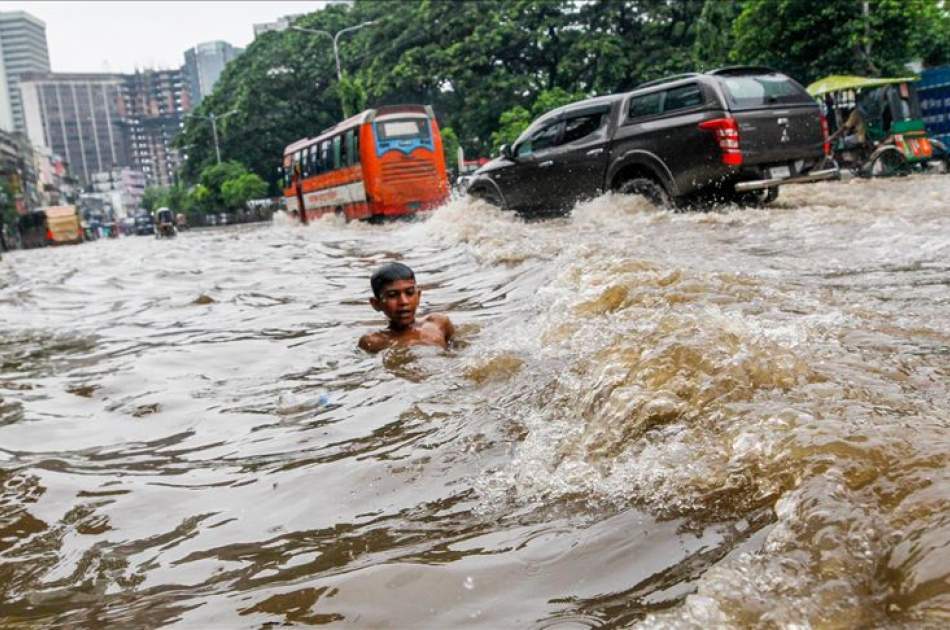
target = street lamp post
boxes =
[185,109,239,164]
[292,21,378,116]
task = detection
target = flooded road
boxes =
[2,175,949,628]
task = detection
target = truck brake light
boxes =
[699,117,742,166]
[819,115,830,156]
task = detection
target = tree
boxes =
[141,186,166,212]
[732,0,950,85]
[440,126,461,173]
[221,173,268,211]
[198,161,247,212]
[693,0,743,70]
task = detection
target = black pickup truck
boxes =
[467,67,837,211]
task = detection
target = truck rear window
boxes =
[720,73,812,109]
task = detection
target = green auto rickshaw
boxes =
[807,75,949,177]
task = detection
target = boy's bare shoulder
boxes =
[425,313,452,325]
[359,331,391,353]
[424,313,455,339]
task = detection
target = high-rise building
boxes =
[18,72,131,186]
[253,14,305,38]
[0,11,51,133]
[86,167,146,217]
[121,69,192,186]
[182,41,243,106]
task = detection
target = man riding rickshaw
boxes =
[155,207,177,239]
[807,75,949,177]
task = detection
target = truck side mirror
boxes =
[500,144,514,160]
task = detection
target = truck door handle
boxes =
[586,148,604,156]
[539,160,554,167]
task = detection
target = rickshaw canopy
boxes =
[806,75,918,97]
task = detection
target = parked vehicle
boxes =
[808,75,948,176]
[282,104,450,223]
[155,207,176,238]
[134,213,155,235]
[44,205,83,245]
[467,67,837,212]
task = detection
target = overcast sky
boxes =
[0,1,333,73]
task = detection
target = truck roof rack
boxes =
[708,66,779,76]
[635,73,700,89]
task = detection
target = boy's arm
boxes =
[429,313,455,342]
[359,332,389,353]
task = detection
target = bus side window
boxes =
[352,129,360,164]
[308,145,318,176]
[294,150,304,178]
[341,131,350,166]
[345,129,358,166]
[310,143,325,175]
[321,140,331,172]
[333,136,342,170]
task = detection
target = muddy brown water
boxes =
[1,175,949,628]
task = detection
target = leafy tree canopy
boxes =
[732,0,950,85]
[221,173,268,210]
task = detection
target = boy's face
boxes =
[370,278,420,329]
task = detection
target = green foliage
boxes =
[491,106,533,150]
[141,186,165,212]
[732,0,950,84]
[198,161,247,212]
[440,126,460,172]
[221,173,268,210]
[337,75,368,119]
[693,0,742,70]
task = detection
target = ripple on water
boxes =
[0,176,949,627]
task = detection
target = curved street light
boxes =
[292,20,379,83]
[185,109,239,164]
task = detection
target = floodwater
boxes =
[1,175,949,629]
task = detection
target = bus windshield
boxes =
[376,118,431,141]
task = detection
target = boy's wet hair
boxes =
[371,262,415,298]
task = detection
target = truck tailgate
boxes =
[734,105,825,164]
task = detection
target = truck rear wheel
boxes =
[617,177,671,209]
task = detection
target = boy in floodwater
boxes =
[358,262,455,353]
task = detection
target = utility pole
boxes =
[186,110,239,164]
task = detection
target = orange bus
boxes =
[282,104,449,223]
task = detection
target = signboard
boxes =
[919,66,950,146]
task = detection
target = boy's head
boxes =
[369,262,420,329]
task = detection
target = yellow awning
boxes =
[806,75,918,97]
